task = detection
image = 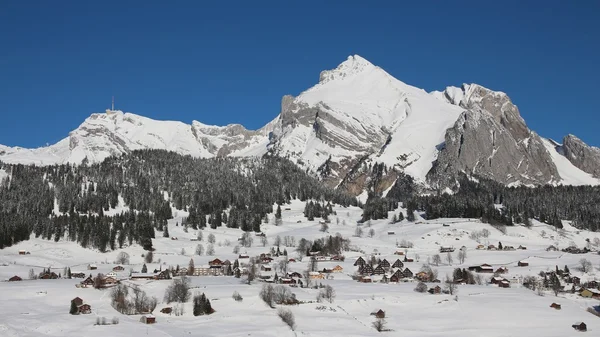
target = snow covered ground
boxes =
[1,200,599,336]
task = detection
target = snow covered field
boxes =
[1,200,599,336]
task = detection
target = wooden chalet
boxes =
[354,257,366,267]
[572,322,587,332]
[238,254,249,259]
[309,272,325,280]
[390,269,404,283]
[8,275,22,282]
[103,276,119,285]
[495,267,508,274]
[498,280,511,288]
[80,276,94,287]
[72,297,83,306]
[71,272,86,278]
[160,307,172,314]
[372,265,386,275]
[359,264,374,275]
[468,264,493,273]
[415,271,429,282]
[288,272,303,279]
[113,265,125,272]
[402,268,413,278]
[208,258,223,267]
[550,303,561,310]
[517,261,529,267]
[371,309,385,318]
[391,259,404,269]
[379,259,391,268]
[140,315,156,324]
[428,285,442,294]
[332,265,343,273]
[78,303,91,314]
[87,264,97,270]
[40,272,59,279]
[261,265,272,272]
[359,276,372,283]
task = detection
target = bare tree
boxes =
[233,245,240,254]
[206,244,215,256]
[446,252,453,266]
[432,254,442,266]
[246,261,257,284]
[309,256,318,272]
[180,248,186,256]
[444,274,457,295]
[274,285,294,304]
[261,236,268,247]
[274,235,282,247]
[208,233,216,244]
[414,282,427,293]
[240,232,253,247]
[195,244,204,256]
[29,268,36,280]
[368,228,375,238]
[277,308,296,331]
[355,226,363,237]
[303,269,312,288]
[232,291,243,302]
[164,277,191,303]
[320,285,335,303]
[197,231,203,241]
[373,317,386,332]
[278,259,289,275]
[115,252,130,265]
[579,258,592,273]
[419,265,438,282]
[260,284,275,308]
[133,288,157,314]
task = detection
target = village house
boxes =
[371,309,385,318]
[113,265,125,272]
[469,264,493,273]
[102,276,119,286]
[261,265,272,272]
[140,315,156,324]
[309,272,325,280]
[402,268,413,278]
[105,271,118,279]
[78,303,91,314]
[160,307,172,314]
[8,275,22,282]
[279,278,296,285]
[209,258,223,267]
[71,272,86,278]
[332,265,343,273]
[572,322,587,332]
[440,247,455,253]
[379,259,391,269]
[517,261,529,267]
[359,276,372,283]
[476,244,485,250]
[359,265,374,275]
[372,265,386,275]
[354,257,366,267]
[495,267,508,274]
[550,303,561,310]
[238,254,249,259]
[177,267,188,276]
[580,288,600,299]
[428,285,442,294]
[80,275,94,287]
[130,273,157,280]
[40,272,59,279]
[194,266,223,276]
[288,272,303,279]
[392,259,404,269]
[18,250,30,255]
[87,264,97,270]
[415,271,429,282]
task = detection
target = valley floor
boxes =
[1,200,599,336]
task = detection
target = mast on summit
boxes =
[112,96,115,111]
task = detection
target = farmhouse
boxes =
[208,258,223,267]
[18,250,30,255]
[103,276,119,285]
[261,265,272,272]
[140,315,156,324]
[428,285,442,294]
[359,265,374,275]
[78,303,91,314]
[550,303,561,310]
[371,309,385,318]
[71,272,86,278]
[332,265,343,273]
[359,276,372,283]
[80,276,94,287]
[379,259,391,268]
[8,275,22,282]
[194,266,224,276]
[130,273,156,280]
[495,267,508,274]
[40,272,59,279]
[517,261,529,267]
[572,322,587,332]
[309,272,325,280]
[354,257,366,267]
[88,264,97,270]
[372,265,386,275]
[469,264,494,273]
[113,265,124,272]
[415,272,429,282]
[580,288,600,299]
[392,259,404,269]
[105,271,117,278]
[238,254,249,259]
[402,268,413,278]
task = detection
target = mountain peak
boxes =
[318,55,376,83]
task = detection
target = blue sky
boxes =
[1,1,599,148]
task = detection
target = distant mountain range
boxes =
[2,55,599,195]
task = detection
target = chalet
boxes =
[279,278,296,285]
[160,307,172,314]
[550,303,561,310]
[476,245,485,250]
[130,273,157,280]
[440,247,455,253]
[178,268,188,276]
[380,274,389,283]
[491,277,504,285]
[309,272,325,280]
[469,264,493,273]
[387,231,395,235]
[140,315,156,324]
[392,259,404,269]
[518,245,527,250]
[584,281,599,289]
[371,309,385,318]
[8,275,22,282]
[78,303,91,314]
[402,268,413,278]
[503,246,516,251]
[261,257,274,264]
[194,266,223,276]
[106,271,118,279]
[546,245,558,252]
[359,276,372,283]
[88,264,97,270]
[372,265,386,275]
[572,322,587,332]
[495,267,508,274]
[80,276,94,286]
[517,261,529,267]
[288,272,303,279]
[359,265,374,275]
[288,258,296,263]
[415,271,429,282]
[487,245,497,251]
[499,280,511,288]
[571,276,581,285]
[208,259,223,267]
[71,297,84,307]
[40,272,59,279]
[223,260,232,266]
[113,265,125,272]
[238,254,249,259]
[379,259,391,269]
[103,276,119,285]
[428,285,442,294]
[155,270,171,280]
[18,250,30,255]
[354,257,366,267]
[580,288,600,299]
[394,251,405,255]
[261,265,272,272]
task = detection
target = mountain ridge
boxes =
[1,55,598,191]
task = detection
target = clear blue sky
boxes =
[1,1,598,148]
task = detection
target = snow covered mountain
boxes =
[0,55,598,192]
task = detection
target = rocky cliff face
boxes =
[429,84,560,187]
[562,134,600,178]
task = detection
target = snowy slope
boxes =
[542,138,600,186]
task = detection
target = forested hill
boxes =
[0,150,357,250]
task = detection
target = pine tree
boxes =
[141,264,147,273]
[188,258,195,276]
[163,225,170,238]
[70,300,79,315]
